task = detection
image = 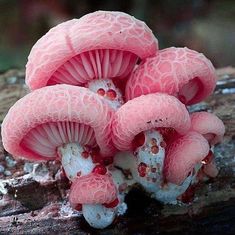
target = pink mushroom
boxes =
[69,169,130,228]
[163,131,210,185]
[190,112,225,145]
[26,11,158,109]
[112,93,194,203]
[69,173,117,206]
[190,112,225,178]
[125,47,217,105]
[1,85,115,180]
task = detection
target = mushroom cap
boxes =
[190,112,225,145]
[164,131,210,185]
[2,85,115,161]
[125,47,217,105]
[112,93,191,151]
[69,173,117,205]
[26,11,158,90]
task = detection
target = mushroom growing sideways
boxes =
[26,11,158,109]
[112,93,210,203]
[1,85,115,180]
[190,112,225,178]
[125,47,217,105]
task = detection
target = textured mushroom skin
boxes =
[164,131,210,185]
[112,93,191,151]
[26,11,158,90]
[190,112,225,145]
[1,85,115,161]
[125,47,217,104]
[69,173,117,205]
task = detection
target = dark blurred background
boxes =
[0,0,235,71]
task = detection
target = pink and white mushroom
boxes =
[125,47,217,105]
[112,93,202,203]
[69,170,130,229]
[69,173,117,228]
[1,85,115,180]
[26,11,158,109]
[190,112,225,178]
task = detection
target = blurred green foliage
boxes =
[0,0,235,71]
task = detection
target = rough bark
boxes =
[0,68,235,234]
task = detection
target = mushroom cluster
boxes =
[1,11,225,229]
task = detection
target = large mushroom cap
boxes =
[125,47,217,105]
[190,112,225,145]
[112,93,191,151]
[164,131,210,185]
[69,173,117,205]
[26,11,158,90]
[2,85,115,161]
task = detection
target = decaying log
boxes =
[0,68,235,234]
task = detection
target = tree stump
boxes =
[0,68,235,234]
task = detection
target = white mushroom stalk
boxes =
[87,78,124,110]
[82,168,130,229]
[58,143,95,180]
[114,129,199,204]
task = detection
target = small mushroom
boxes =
[125,47,217,105]
[2,85,115,180]
[26,11,158,109]
[190,112,225,178]
[163,132,210,185]
[69,169,129,229]
[190,112,225,145]
[112,93,191,202]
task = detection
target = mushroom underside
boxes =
[21,121,96,158]
[48,49,138,86]
[178,77,203,104]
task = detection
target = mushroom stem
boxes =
[87,78,124,110]
[58,143,95,180]
[81,167,130,228]
[82,204,116,229]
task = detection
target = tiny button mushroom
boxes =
[1,85,116,180]
[69,173,118,229]
[125,47,217,105]
[190,112,225,178]
[26,11,158,109]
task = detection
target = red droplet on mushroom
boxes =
[77,171,82,177]
[97,88,105,96]
[103,198,119,208]
[132,132,145,150]
[160,141,167,148]
[125,47,217,105]
[151,145,159,154]
[201,150,214,165]
[74,204,83,211]
[81,151,89,159]
[138,162,148,177]
[106,89,117,100]
[92,165,107,175]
